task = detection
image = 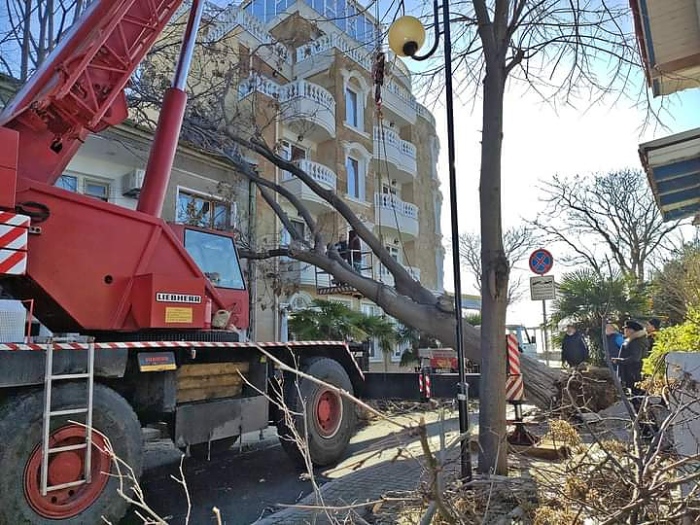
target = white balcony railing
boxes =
[373,126,417,178]
[282,160,337,211]
[238,76,336,138]
[283,159,337,190]
[296,32,373,71]
[209,8,291,65]
[374,193,419,238]
[382,80,417,124]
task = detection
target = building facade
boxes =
[216,0,444,370]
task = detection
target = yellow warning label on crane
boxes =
[165,307,193,323]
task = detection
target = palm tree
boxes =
[551,269,650,364]
[288,300,398,358]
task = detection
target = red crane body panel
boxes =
[10,178,249,333]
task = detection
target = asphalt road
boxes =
[118,409,462,525]
[119,434,320,525]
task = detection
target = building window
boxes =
[380,242,400,278]
[436,249,445,293]
[346,157,363,200]
[345,87,360,129]
[85,180,109,202]
[176,189,234,231]
[56,174,110,202]
[386,244,400,262]
[56,174,78,192]
[361,304,382,362]
[281,219,305,245]
[434,192,442,235]
[280,219,306,261]
[382,183,398,196]
[281,141,307,180]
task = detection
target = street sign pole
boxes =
[529,249,555,366]
[542,300,549,366]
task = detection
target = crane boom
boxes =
[0,0,184,186]
[0,0,250,334]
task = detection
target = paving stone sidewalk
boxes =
[253,454,428,524]
[253,424,467,525]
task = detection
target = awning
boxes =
[639,128,700,221]
[630,0,700,96]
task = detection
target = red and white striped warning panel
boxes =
[0,212,29,228]
[0,212,29,275]
[418,371,432,400]
[506,374,524,401]
[506,334,525,402]
[0,249,27,275]
[506,334,521,376]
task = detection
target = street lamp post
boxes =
[389,0,472,481]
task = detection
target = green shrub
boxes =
[643,308,700,376]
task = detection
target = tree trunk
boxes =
[293,249,560,410]
[478,63,508,475]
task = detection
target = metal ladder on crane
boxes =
[41,338,95,495]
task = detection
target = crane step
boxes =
[45,479,87,492]
[50,373,91,380]
[49,408,88,417]
[48,443,88,454]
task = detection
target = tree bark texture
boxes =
[478,58,509,475]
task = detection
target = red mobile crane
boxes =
[0,2,364,522]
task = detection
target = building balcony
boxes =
[279,80,336,141]
[282,159,336,213]
[238,76,336,141]
[373,127,417,182]
[378,264,421,287]
[296,33,372,78]
[382,81,417,125]
[209,8,292,77]
[374,193,419,239]
[295,263,332,287]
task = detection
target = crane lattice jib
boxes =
[0,0,185,186]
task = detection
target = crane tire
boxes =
[277,357,356,467]
[0,383,142,524]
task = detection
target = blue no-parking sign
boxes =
[528,248,553,275]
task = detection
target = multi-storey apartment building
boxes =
[0,0,444,372]
[216,0,445,370]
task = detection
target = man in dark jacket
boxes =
[561,324,589,367]
[645,318,661,357]
[613,320,648,392]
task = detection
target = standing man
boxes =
[613,320,649,394]
[561,323,589,368]
[646,318,661,356]
[605,323,624,359]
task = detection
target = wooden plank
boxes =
[177,362,249,378]
[177,384,243,403]
[178,373,243,391]
[176,361,250,403]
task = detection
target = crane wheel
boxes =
[277,357,356,467]
[0,384,142,524]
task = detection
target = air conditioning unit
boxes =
[121,169,145,197]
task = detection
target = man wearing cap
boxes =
[612,320,649,393]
